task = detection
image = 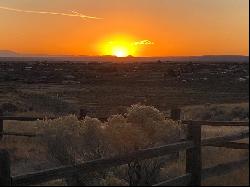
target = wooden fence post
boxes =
[170,108,182,163]
[0,110,3,140]
[171,108,181,121]
[186,124,202,186]
[78,109,88,120]
[0,149,11,186]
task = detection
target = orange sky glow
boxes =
[0,0,249,57]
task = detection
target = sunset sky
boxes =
[0,0,249,57]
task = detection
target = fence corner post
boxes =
[0,149,11,186]
[186,124,202,186]
[0,110,3,140]
[171,108,181,121]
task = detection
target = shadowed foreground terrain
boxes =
[0,61,249,186]
[0,103,249,186]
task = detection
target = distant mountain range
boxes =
[0,50,249,63]
[0,50,20,57]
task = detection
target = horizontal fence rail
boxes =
[0,131,39,138]
[0,119,249,139]
[154,157,249,186]
[2,129,248,149]
[153,174,192,186]
[11,141,194,186]
[0,108,249,186]
[182,120,249,127]
[205,142,249,149]
[201,157,249,180]
[0,116,53,121]
[201,130,249,145]
[0,111,79,139]
[10,129,249,186]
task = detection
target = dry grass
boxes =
[202,166,249,186]
[182,102,249,121]
[0,103,249,186]
[182,103,249,186]
[0,120,60,175]
[202,146,249,186]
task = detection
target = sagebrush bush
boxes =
[37,104,181,185]
[38,115,81,164]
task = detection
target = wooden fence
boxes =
[0,109,249,186]
[0,109,182,139]
[0,109,87,139]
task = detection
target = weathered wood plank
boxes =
[153,174,192,186]
[202,157,249,180]
[12,141,194,186]
[0,116,55,121]
[171,108,181,121]
[182,120,249,126]
[202,130,249,145]
[0,150,11,186]
[1,131,38,138]
[0,110,3,140]
[186,124,202,186]
[205,141,249,149]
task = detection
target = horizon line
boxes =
[0,50,249,58]
[0,54,249,58]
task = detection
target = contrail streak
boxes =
[0,6,103,20]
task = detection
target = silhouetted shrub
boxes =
[38,104,181,185]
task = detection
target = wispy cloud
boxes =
[133,40,154,45]
[0,6,103,20]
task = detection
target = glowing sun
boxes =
[112,46,129,57]
[99,36,137,57]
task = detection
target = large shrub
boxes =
[38,104,180,185]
